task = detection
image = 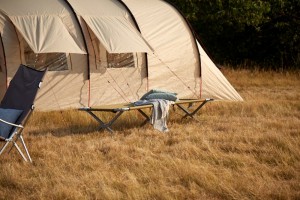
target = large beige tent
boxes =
[0,0,243,111]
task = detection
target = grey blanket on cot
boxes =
[134,99,172,132]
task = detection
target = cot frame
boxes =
[79,98,213,133]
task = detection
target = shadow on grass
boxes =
[28,108,207,138]
[28,115,150,138]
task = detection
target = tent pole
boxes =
[63,0,91,106]
[10,24,23,66]
[0,33,8,90]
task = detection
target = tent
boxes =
[0,0,243,111]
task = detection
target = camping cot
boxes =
[79,98,214,132]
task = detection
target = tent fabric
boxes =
[89,66,148,106]
[123,0,201,99]
[67,0,152,53]
[0,13,21,79]
[198,42,243,101]
[82,16,152,53]
[34,54,88,110]
[0,0,86,54]
[9,15,85,54]
[0,0,243,111]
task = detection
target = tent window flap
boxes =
[9,15,86,54]
[83,16,152,53]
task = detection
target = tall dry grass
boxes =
[0,68,299,200]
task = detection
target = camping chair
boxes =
[0,64,46,162]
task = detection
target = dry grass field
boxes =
[0,68,299,200]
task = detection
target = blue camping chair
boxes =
[0,64,46,162]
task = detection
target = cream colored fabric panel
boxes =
[61,17,86,52]
[83,16,151,53]
[71,54,89,108]
[58,7,86,53]
[86,21,148,106]
[90,68,147,106]
[67,0,152,53]
[198,42,243,101]
[123,0,200,98]
[68,0,150,105]
[0,0,66,16]
[35,54,89,111]
[0,0,86,54]
[147,54,201,99]
[9,15,85,54]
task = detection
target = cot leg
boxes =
[137,109,151,126]
[100,111,124,132]
[19,135,32,162]
[176,99,211,119]
[86,110,124,133]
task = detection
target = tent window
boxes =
[89,30,135,69]
[107,53,135,68]
[23,43,68,71]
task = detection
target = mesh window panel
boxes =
[107,53,135,68]
[87,26,135,69]
[23,44,68,71]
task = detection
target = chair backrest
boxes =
[0,64,47,125]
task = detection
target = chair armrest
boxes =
[0,118,24,128]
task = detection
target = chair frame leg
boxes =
[19,135,32,162]
[13,141,28,162]
[0,141,10,156]
[0,133,32,162]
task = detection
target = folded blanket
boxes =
[134,99,172,132]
